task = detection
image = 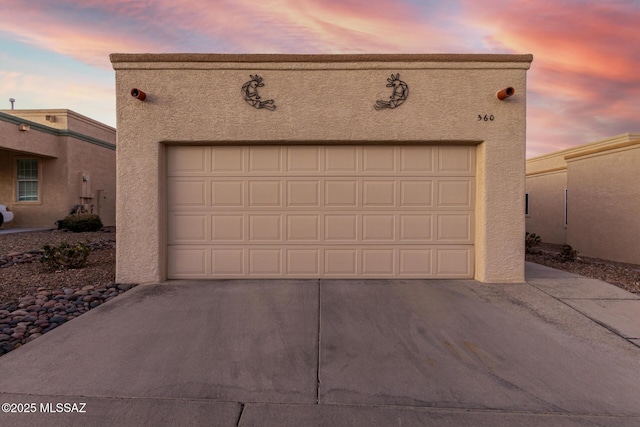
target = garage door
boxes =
[167,145,474,279]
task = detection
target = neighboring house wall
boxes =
[565,138,640,265]
[0,110,116,228]
[525,169,567,244]
[526,134,640,265]
[111,53,532,284]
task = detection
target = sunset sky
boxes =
[0,0,638,157]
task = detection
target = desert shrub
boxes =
[557,244,578,263]
[41,241,90,270]
[57,213,103,232]
[525,232,542,254]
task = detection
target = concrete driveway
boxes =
[0,262,639,426]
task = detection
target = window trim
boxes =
[15,158,41,204]
[525,192,530,216]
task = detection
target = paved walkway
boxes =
[0,262,639,426]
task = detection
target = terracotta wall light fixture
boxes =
[497,87,515,100]
[130,88,147,101]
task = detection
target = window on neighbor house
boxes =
[525,192,530,216]
[17,159,39,201]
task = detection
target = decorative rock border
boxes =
[0,240,115,269]
[0,282,136,356]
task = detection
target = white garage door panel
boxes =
[167,145,475,279]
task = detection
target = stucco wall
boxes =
[111,53,532,284]
[566,141,640,264]
[0,114,61,158]
[0,112,116,228]
[0,110,116,145]
[62,136,117,226]
[66,112,116,145]
[525,169,567,244]
[526,134,640,265]
[0,144,116,228]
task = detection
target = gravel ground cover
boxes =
[0,229,118,304]
[0,228,133,356]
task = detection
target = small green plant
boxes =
[525,232,542,254]
[557,244,578,263]
[57,213,103,232]
[41,241,90,270]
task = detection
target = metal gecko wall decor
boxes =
[241,75,276,110]
[374,73,409,110]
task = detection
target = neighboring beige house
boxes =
[526,133,640,265]
[111,53,532,284]
[0,109,116,228]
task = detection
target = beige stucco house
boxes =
[526,133,640,265]
[111,53,532,284]
[0,109,116,228]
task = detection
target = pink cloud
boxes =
[462,0,640,88]
[0,2,161,67]
[2,0,636,157]
[460,0,640,156]
[0,0,467,69]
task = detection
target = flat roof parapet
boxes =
[111,53,533,63]
[110,53,533,71]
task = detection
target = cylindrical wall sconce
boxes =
[130,88,146,101]
[497,87,515,100]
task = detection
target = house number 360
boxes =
[478,114,495,122]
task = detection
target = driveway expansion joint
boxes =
[561,297,640,301]
[235,403,245,427]
[316,279,321,405]
[527,281,640,343]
